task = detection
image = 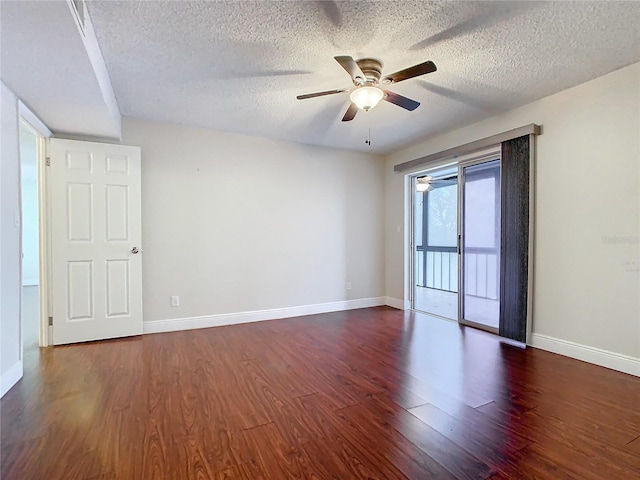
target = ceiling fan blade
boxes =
[342,103,358,122]
[334,56,366,83]
[296,89,346,100]
[382,61,437,84]
[383,91,420,111]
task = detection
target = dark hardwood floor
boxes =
[2,306,639,479]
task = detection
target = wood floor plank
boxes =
[486,474,509,480]
[492,445,584,480]
[214,465,250,480]
[240,422,317,479]
[407,402,526,472]
[259,337,362,409]
[475,401,640,479]
[294,393,412,480]
[626,435,640,455]
[477,399,636,450]
[2,307,640,479]
[409,398,531,451]
[338,398,474,479]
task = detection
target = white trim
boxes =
[385,297,410,310]
[530,333,640,377]
[38,136,51,347]
[18,117,51,348]
[18,101,52,138]
[1,361,23,398]
[18,102,52,347]
[143,297,386,334]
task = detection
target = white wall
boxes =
[385,63,640,366]
[1,81,23,395]
[122,118,386,323]
[19,126,39,286]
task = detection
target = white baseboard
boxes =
[144,297,386,334]
[385,297,410,310]
[531,333,640,377]
[1,360,23,398]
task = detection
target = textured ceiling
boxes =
[87,0,640,154]
[1,0,120,138]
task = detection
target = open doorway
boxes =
[19,119,44,353]
[412,167,458,320]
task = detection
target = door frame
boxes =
[457,154,502,335]
[18,101,52,348]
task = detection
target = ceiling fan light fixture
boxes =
[416,176,433,192]
[350,86,384,111]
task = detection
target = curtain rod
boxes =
[394,124,541,173]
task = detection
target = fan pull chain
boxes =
[365,127,371,146]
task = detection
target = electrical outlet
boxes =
[346,282,352,290]
[171,295,179,307]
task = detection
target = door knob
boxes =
[131,247,140,254]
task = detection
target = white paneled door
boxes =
[49,139,142,345]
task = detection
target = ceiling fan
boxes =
[416,174,456,192]
[296,56,437,122]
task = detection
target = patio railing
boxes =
[416,246,499,299]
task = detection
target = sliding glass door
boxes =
[459,159,501,332]
[411,157,501,334]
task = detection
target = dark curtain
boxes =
[499,135,530,343]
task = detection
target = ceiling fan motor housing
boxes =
[355,58,383,84]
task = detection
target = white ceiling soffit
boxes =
[0,0,121,139]
[87,1,640,154]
